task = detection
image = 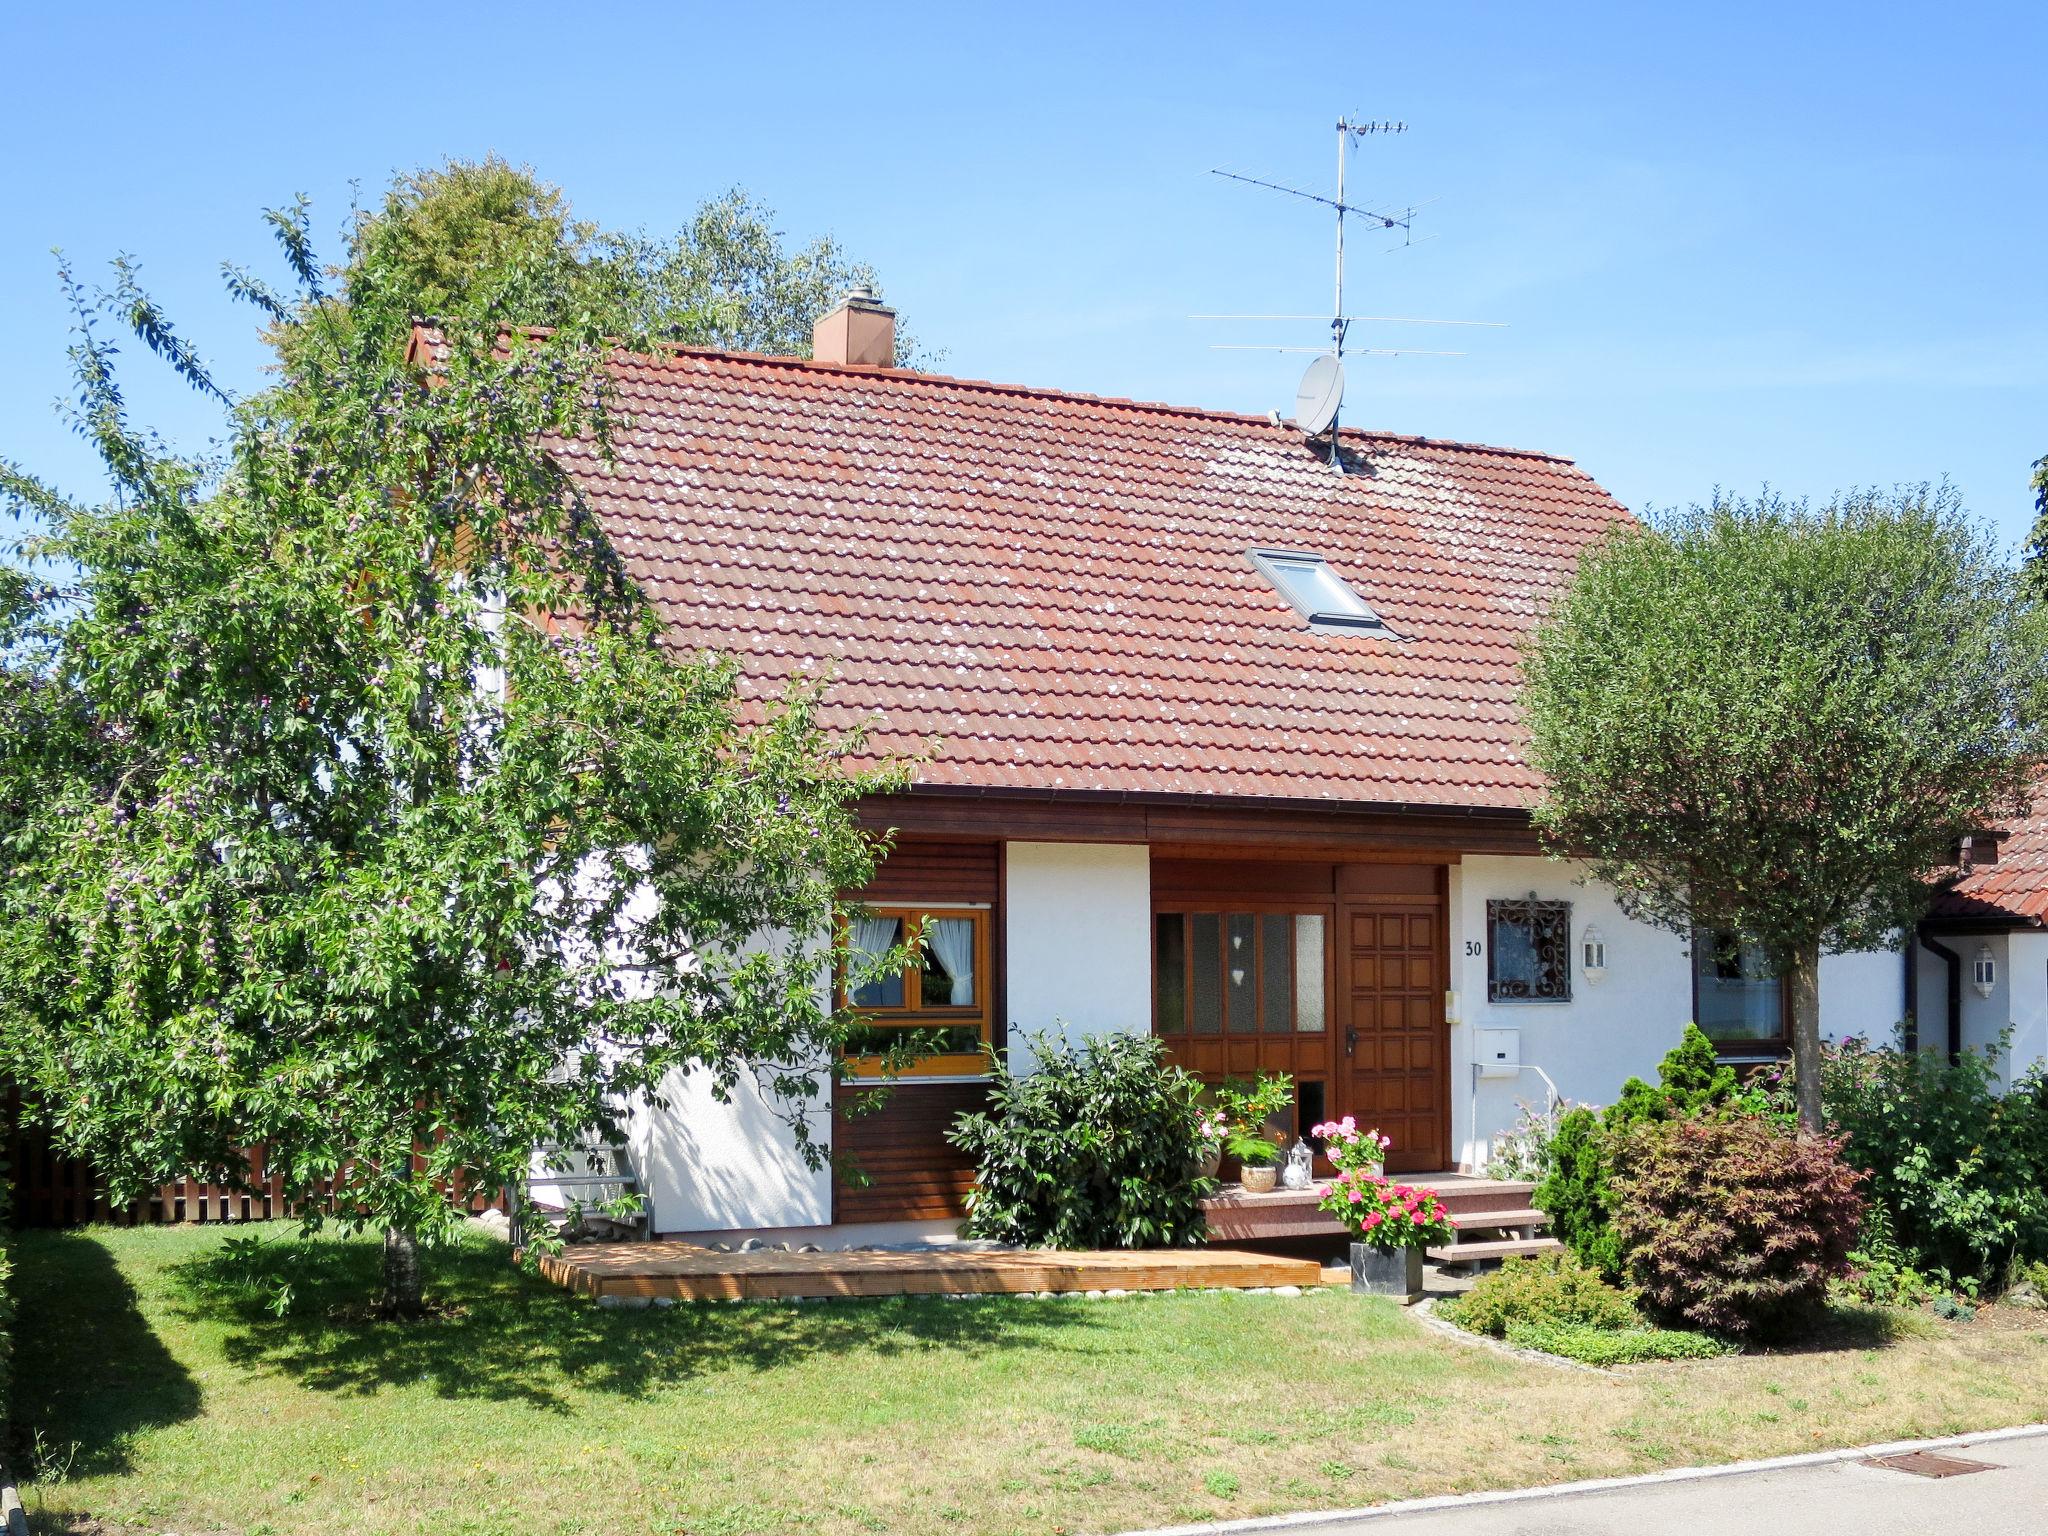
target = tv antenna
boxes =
[1205,118,1500,467]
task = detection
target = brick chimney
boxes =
[811,284,896,367]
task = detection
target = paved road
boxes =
[1235,1431,2048,1536]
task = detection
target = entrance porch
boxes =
[1202,1171,1559,1265]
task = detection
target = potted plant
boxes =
[1194,1109,1228,1180]
[1214,1073,1293,1194]
[1311,1116,1390,1179]
[1318,1171,1455,1302]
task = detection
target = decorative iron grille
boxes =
[1486,895,1572,1002]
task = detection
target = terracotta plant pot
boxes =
[1349,1241,1424,1303]
[1198,1147,1222,1180]
[1240,1164,1279,1194]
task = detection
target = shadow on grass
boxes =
[166,1231,1112,1411]
[1743,1302,1940,1356]
[10,1230,204,1479]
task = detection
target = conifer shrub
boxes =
[1534,1025,1765,1280]
[1611,1116,1864,1338]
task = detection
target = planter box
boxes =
[1349,1241,1424,1302]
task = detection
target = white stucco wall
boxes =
[1453,855,1908,1168]
[619,903,838,1237]
[1002,841,1152,1072]
[1451,856,1688,1168]
[1818,948,1907,1043]
[1911,931,2048,1086]
[2006,932,2048,1084]
[630,1060,834,1236]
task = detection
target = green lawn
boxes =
[11,1224,2048,1536]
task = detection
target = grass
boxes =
[11,1224,2048,1536]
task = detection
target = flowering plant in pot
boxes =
[1311,1116,1390,1178]
[1214,1073,1292,1193]
[1318,1170,1456,1301]
[1194,1110,1228,1179]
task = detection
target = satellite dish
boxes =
[1293,354,1344,437]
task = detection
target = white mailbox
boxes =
[1474,1027,1521,1079]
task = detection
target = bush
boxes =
[1611,1116,1865,1338]
[950,1029,1214,1247]
[1441,1250,1640,1337]
[1822,1034,2048,1285]
[1502,1320,1735,1365]
[1534,1025,1764,1280]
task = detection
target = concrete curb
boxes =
[1110,1422,2048,1536]
[2,1467,28,1536]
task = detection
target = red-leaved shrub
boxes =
[1610,1116,1864,1339]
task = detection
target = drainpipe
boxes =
[1917,929,1963,1064]
[1902,937,1918,1054]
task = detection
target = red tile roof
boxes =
[545,345,1639,811]
[1929,804,2048,927]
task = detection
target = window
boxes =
[1153,910,1328,1036]
[1486,896,1572,1002]
[1154,905,1330,1157]
[1692,930,1785,1045]
[1248,548,1388,633]
[840,906,991,1074]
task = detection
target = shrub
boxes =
[1502,1320,1735,1365]
[1441,1250,1639,1337]
[1534,1025,1763,1280]
[1611,1116,1865,1338]
[1822,1034,2048,1284]
[950,1029,1214,1247]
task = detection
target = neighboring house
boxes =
[1914,809,2048,1083]
[486,293,1913,1248]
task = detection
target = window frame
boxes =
[1484,896,1574,1004]
[1150,900,1334,1156]
[1688,928,1791,1056]
[1247,548,1392,635]
[837,903,993,1078]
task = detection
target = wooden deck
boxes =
[538,1241,1323,1303]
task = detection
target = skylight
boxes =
[1249,549,1389,633]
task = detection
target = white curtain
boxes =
[925,917,976,1006]
[851,916,901,963]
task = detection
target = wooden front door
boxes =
[1339,894,1448,1173]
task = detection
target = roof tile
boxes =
[553,348,1638,809]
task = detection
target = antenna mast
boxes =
[1208,118,1435,466]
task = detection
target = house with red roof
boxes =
[1912,808,2048,1081]
[508,290,1931,1246]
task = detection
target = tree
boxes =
[2025,454,2048,600]
[0,185,911,1316]
[269,158,920,373]
[1523,488,2048,1133]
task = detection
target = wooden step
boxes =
[1426,1236,1564,1264]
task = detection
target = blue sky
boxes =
[4,1,2043,545]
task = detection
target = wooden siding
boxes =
[857,837,1000,904]
[833,1080,988,1224]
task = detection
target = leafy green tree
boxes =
[1524,488,2048,1132]
[269,158,918,373]
[2025,454,2048,600]
[0,194,908,1315]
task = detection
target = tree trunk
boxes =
[381,1225,425,1318]
[1789,938,1824,1135]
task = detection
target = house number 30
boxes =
[1464,940,1482,957]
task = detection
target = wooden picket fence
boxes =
[2,1085,502,1228]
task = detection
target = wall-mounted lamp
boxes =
[1581,925,1608,985]
[1973,944,1996,999]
